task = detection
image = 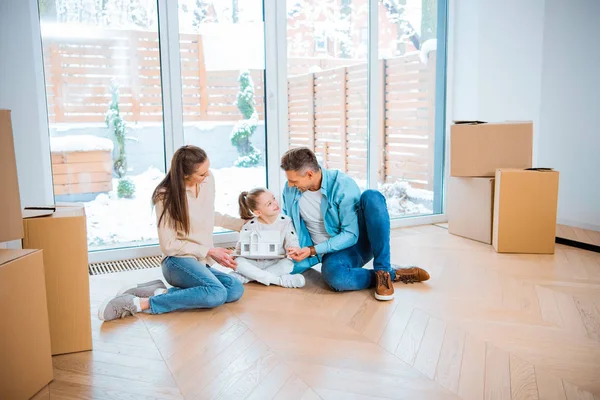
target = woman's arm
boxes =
[155,201,210,259]
[214,212,246,232]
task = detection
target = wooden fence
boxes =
[288,52,437,190]
[42,29,264,124]
[40,27,436,189]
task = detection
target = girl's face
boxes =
[252,191,280,218]
[186,160,211,186]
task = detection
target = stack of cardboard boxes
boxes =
[0,109,92,399]
[447,121,560,254]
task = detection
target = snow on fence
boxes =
[288,51,437,190]
[42,29,265,124]
[50,136,114,196]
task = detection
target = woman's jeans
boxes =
[149,256,244,314]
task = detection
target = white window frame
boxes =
[90,0,283,262]
[31,0,449,262]
[367,0,450,229]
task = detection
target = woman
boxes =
[98,145,246,321]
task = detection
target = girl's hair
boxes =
[238,188,267,220]
[152,145,208,234]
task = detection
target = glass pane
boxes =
[177,1,267,231]
[38,1,167,251]
[287,0,369,191]
[377,0,439,218]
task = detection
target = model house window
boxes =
[269,244,275,252]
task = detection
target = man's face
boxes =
[285,169,314,192]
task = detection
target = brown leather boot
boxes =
[374,270,394,301]
[393,266,430,284]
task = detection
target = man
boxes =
[282,147,430,300]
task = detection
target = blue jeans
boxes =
[321,190,395,291]
[149,256,244,314]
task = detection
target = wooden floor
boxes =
[33,225,600,400]
[557,224,600,247]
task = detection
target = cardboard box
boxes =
[0,109,23,242]
[450,121,533,177]
[23,204,93,355]
[0,249,54,399]
[447,177,495,244]
[493,168,560,254]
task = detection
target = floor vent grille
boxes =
[89,256,163,276]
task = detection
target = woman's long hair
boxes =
[152,145,208,234]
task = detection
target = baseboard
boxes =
[555,237,600,253]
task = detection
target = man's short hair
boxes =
[280,147,320,173]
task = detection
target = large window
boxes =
[287,0,369,191]
[36,0,447,257]
[177,0,267,231]
[37,0,270,251]
[38,1,167,251]
[286,0,447,219]
[377,0,444,218]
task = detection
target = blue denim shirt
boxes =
[282,168,361,274]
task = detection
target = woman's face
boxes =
[186,160,211,186]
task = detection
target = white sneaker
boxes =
[279,274,306,288]
[230,272,251,284]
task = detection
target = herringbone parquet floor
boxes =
[32,225,600,400]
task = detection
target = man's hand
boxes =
[287,247,311,262]
[208,247,238,270]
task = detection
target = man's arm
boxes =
[313,188,360,255]
[282,219,300,249]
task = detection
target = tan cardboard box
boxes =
[493,169,560,254]
[0,249,54,399]
[23,204,93,355]
[0,109,24,242]
[450,121,533,177]
[447,177,495,244]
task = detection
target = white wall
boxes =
[0,0,54,207]
[538,0,600,231]
[451,0,599,231]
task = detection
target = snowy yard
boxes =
[85,166,432,250]
[85,166,267,250]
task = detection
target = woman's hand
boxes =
[208,247,238,270]
[286,247,311,262]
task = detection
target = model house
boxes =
[238,230,282,258]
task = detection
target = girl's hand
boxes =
[208,247,238,270]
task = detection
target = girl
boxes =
[98,145,246,321]
[230,188,305,288]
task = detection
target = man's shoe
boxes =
[117,279,167,297]
[374,270,395,301]
[98,294,139,321]
[393,266,430,284]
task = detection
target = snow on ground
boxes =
[85,166,432,250]
[50,135,114,152]
[86,166,267,250]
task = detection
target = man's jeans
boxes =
[321,190,396,291]
[149,256,244,314]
